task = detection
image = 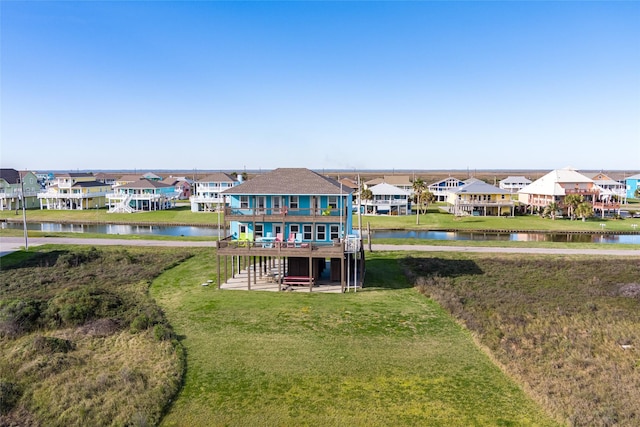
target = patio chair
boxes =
[287,233,296,247]
[295,233,303,247]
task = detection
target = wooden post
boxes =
[308,255,313,292]
[341,242,346,293]
[247,256,251,290]
[278,256,282,291]
[224,255,228,287]
[217,255,221,289]
[367,222,372,252]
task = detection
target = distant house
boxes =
[106,179,179,212]
[428,177,465,202]
[447,180,516,216]
[190,172,239,212]
[582,172,627,203]
[0,169,39,210]
[518,168,619,217]
[364,175,413,194]
[499,176,532,193]
[94,172,120,187]
[361,183,411,215]
[216,168,362,291]
[37,173,111,210]
[625,174,640,199]
[162,177,192,200]
[337,177,358,191]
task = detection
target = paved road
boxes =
[2,236,640,257]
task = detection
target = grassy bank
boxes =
[151,251,558,426]
[0,246,188,426]
[402,253,640,426]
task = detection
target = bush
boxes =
[0,299,44,338]
[31,335,75,354]
[0,380,21,415]
[45,287,122,327]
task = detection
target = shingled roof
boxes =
[0,168,20,184]
[223,168,352,195]
[198,172,236,183]
[119,179,173,189]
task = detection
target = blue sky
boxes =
[2,1,639,172]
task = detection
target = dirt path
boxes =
[2,236,639,257]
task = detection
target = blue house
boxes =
[216,168,363,292]
[626,174,640,199]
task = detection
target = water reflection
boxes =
[2,222,639,244]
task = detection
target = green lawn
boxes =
[151,251,559,426]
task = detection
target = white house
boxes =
[361,183,411,215]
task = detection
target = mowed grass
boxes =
[403,253,640,426]
[151,251,558,426]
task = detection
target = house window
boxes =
[289,224,300,237]
[255,224,263,238]
[330,224,340,240]
[290,196,299,209]
[328,196,338,209]
[303,225,312,240]
[240,196,249,209]
[239,224,247,234]
[316,225,326,241]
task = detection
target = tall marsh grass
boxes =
[403,253,640,426]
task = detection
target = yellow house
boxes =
[38,173,111,210]
[447,179,516,216]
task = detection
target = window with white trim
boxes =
[289,196,299,209]
[289,224,300,236]
[255,224,263,238]
[316,224,326,241]
[328,196,338,209]
[240,196,249,209]
[330,224,340,240]
[303,225,312,240]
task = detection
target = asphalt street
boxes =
[2,236,639,258]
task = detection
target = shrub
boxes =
[0,380,21,415]
[31,335,75,354]
[0,299,44,338]
[45,287,122,327]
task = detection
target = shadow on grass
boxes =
[0,250,67,271]
[403,256,484,278]
[363,257,413,290]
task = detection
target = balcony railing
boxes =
[224,206,347,219]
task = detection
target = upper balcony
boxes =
[224,206,348,223]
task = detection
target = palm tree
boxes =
[575,201,593,222]
[564,194,583,220]
[635,188,640,199]
[359,185,373,215]
[412,178,426,224]
[544,202,559,220]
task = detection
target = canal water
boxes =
[3,222,639,244]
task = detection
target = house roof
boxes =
[338,178,358,189]
[500,176,532,184]
[0,168,20,184]
[222,168,351,195]
[382,175,412,186]
[117,174,144,182]
[452,181,510,195]
[428,177,465,186]
[626,174,640,180]
[198,172,236,183]
[369,183,410,196]
[119,179,173,189]
[71,181,111,188]
[364,177,384,186]
[55,172,94,178]
[518,168,593,196]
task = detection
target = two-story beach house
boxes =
[447,179,516,216]
[106,179,179,212]
[428,177,466,202]
[215,168,363,292]
[190,172,239,212]
[499,176,532,194]
[360,182,411,215]
[625,174,640,200]
[0,169,40,211]
[37,173,111,210]
[162,177,192,200]
[518,168,618,217]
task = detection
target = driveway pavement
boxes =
[2,236,639,257]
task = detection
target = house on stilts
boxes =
[215,168,364,292]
